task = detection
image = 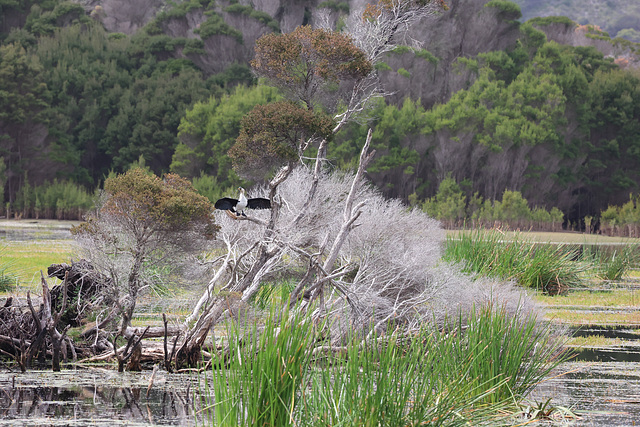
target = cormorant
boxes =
[214,187,271,217]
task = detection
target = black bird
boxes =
[214,187,271,216]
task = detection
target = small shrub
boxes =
[374,61,392,71]
[414,48,439,64]
[0,247,18,292]
[397,67,410,78]
[196,13,243,43]
[484,0,522,20]
[528,16,576,27]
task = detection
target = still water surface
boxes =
[0,370,201,426]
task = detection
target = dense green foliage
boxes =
[171,85,282,187]
[0,0,246,218]
[331,28,640,224]
[513,0,640,41]
[599,195,640,237]
[1,0,640,229]
[205,305,567,426]
[421,175,564,231]
[15,179,95,220]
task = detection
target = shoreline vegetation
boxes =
[1,223,638,424]
[4,162,640,239]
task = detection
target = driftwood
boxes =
[48,260,110,327]
[0,272,77,371]
[1,258,190,371]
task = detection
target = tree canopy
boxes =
[252,25,373,109]
[73,168,215,334]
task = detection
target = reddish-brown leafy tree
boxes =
[73,168,215,337]
[251,25,373,110]
[228,101,334,179]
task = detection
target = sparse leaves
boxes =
[73,168,215,333]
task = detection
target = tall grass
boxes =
[0,245,19,292]
[460,304,567,405]
[200,304,568,426]
[444,229,586,294]
[204,306,314,426]
[583,244,639,282]
[300,325,500,426]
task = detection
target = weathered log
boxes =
[81,340,211,366]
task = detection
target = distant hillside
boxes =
[512,0,640,41]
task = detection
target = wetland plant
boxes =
[586,244,638,282]
[444,229,585,294]
[201,305,567,426]
[0,246,18,292]
[204,306,314,426]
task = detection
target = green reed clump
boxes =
[301,326,498,426]
[0,246,18,292]
[204,306,314,426]
[584,244,639,282]
[0,268,17,292]
[516,243,584,294]
[444,229,586,294]
[201,304,567,426]
[460,304,568,405]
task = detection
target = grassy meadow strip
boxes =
[542,309,640,326]
[535,289,640,307]
[0,240,75,288]
[443,229,589,294]
[200,305,568,426]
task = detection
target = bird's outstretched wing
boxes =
[215,197,239,211]
[247,198,271,210]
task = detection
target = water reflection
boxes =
[0,370,200,426]
[531,361,640,426]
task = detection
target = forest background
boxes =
[1,0,640,233]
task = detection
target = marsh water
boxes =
[529,325,640,426]
[0,220,76,242]
[0,370,201,426]
[2,223,640,425]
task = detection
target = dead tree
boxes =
[175,0,451,366]
[40,272,70,371]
